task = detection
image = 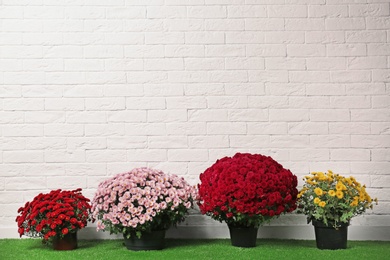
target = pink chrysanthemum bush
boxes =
[91,167,197,238]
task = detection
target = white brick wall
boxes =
[1,1,389,240]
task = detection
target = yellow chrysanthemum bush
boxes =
[297,170,377,227]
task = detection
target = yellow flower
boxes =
[336,190,344,199]
[336,182,346,191]
[319,201,326,207]
[328,190,336,197]
[314,187,323,196]
[314,197,321,204]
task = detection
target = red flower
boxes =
[198,153,298,227]
[15,188,91,240]
[62,228,69,235]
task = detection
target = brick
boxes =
[5,177,46,191]
[290,149,329,161]
[289,71,330,83]
[372,149,390,161]
[309,5,348,17]
[188,109,228,122]
[166,122,206,135]
[209,71,248,83]
[85,124,125,137]
[248,96,289,108]
[148,109,187,122]
[226,32,264,44]
[331,71,371,83]
[346,31,387,43]
[306,84,346,96]
[85,98,126,111]
[85,20,122,32]
[106,7,146,19]
[306,58,346,70]
[205,19,243,31]
[145,32,184,44]
[66,111,107,124]
[185,58,224,70]
[86,150,127,163]
[225,83,265,95]
[270,135,310,148]
[247,44,286,57]
[104,85,144,97]
[45,150,85,163]
[305,31,345,44]
[245,18,284,31]
[144,85,183,96]
[327,44,366,56]
[67,137,106,150]
[165,45,204,57]
[166,97,206,109]
[3,125,43,137]
[265,32,305,44]
[326,18,366,30]
[330,149,371,161]
[107,137,146,149]
[47,176,87,190]
[266,83,305,96]
[207,122,246,134]
[267,5,307,18]
[22,86,62,97]
[3,151,44,163]
[126,71,167,83]
[65,59,104,71]
[148,136,187,148]
[348,57,387,69]
[287,44,326,57]
[4,72,45,85]
[289,97,330,109]
[228,109,268,122]
[168,149,208,162]
[228,5,266,18]
[0,112,24,124]
[368,43,390,55]
[147,6,186,18]
[126,123,167,136]
[188,6,227,18]
[351,162,390,175]
[207,96,247,109]
[46,72,85,85]
[351,109,390,122]
[366,17,390,29]
[265,56,307,70]
[285,18,325,31]
[127,149,167,161]
[329,122,370,134]
[45,98,84,111]
[63,86,104,97]
[230,135,270,147]
[310,109,350,122]
[247,122,288,135]
[372,96,390,108]
[310,135,350,148]
[352,135,390,148]
[250,70,289,83]
[330,96,371,108]
[373,70,390,82]
[145,58,184,71]
[25,111,65,123]
[346,83,386,95]
[270,109,309,122]
[26,137,66,150]
[188,136,229,148]
[185,32,225,44]
[44,124,84,137]
[107,111,147,122]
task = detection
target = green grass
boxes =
[0,239,389,260]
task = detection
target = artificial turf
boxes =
[0,239,389,260]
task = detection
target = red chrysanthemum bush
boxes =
[16,189,91,241]
[198,153,298,227]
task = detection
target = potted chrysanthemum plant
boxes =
[198,153,298,247]
[91,167,197,251]
[15,188,91,250]
[297,170,377,250]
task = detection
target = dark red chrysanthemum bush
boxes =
[16,189,91,241]
[198,153,298,227]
